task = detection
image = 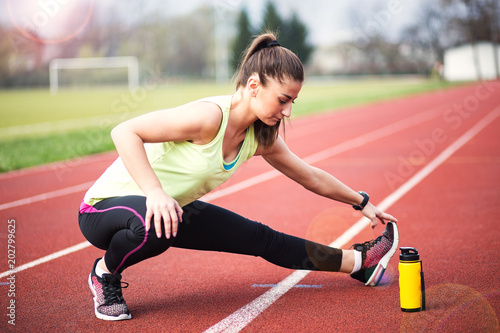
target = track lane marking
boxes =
[0,181,95,211]
[202,106,500,333]
[0,151,117,181]
[0,241,91,279]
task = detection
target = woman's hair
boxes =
[234,32,304,149]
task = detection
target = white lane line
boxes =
[202,107,500,333]
[0,102,448,280]
[378,106,500,213]
[0,181,95,211]
[0,151,117,181]
[0,241,91,279]
[0,110,146,140]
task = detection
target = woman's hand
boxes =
[361,202,398,229]
[145,188,184,239]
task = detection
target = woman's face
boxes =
[251,76,302,126]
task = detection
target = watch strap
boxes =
[352,191,369,211]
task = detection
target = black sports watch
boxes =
[352,191,369,211]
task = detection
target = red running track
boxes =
[1,82,499,332]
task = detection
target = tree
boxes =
[161,6,214,77]
[421,2,446,63]
[231,8,254,71]
[398,2,447,75]
[260,1,313,64]
[281,13,314,65]
[0,26,46,87]
[441,0,500,79]
[261,1,283,33]
[493,0,499,78]
[231,2,313,69]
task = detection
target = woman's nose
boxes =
[282,104,292,118]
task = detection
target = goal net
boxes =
[49,56,139,93]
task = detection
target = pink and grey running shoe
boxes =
[88,259,131,321]
[350,222,399,286]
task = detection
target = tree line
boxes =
[0,0,498,88]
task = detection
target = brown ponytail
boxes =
[234,32,304,148]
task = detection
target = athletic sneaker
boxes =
[350,222,399,287]
[88,259,131,321]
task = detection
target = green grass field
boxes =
[0,77,461,173]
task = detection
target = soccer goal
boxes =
[49,56,139,94]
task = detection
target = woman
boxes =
[79,33,399,321]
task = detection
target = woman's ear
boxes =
[247,75,260,97]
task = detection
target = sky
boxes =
[144,0,425,45]
[0,0,426,47]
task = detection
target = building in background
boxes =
[443,42,500,81]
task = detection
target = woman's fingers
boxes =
[155,207,165,238]
[146,192,183,239]
[170,202,184,238]
[363,203,398,229]
[145,209,153,233]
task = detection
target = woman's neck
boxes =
[229,89,257,137]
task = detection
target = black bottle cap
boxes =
[400,247,420,261]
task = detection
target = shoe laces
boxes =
[350,235,383,251]
[101,274,129,306]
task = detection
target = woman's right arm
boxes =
[111,123,184,239]
[110,102,222,239]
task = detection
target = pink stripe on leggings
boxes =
[80,200,148,274]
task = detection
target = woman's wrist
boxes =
[352,191,369,211]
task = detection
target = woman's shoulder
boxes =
[174,95,226,119]
[186,99,224,128]
[167,97,224,145]
[197,95,232,114]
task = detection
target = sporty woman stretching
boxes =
[79,33,399,321]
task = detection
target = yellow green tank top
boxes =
[83,95,258,207]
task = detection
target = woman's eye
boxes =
[278,99,287,104]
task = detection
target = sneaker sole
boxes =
[88,274,132,321]
[365,222,399,287]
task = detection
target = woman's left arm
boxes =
[260,136,397,228]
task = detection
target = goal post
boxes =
[49,56,139,94]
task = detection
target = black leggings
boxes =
[78,196,343,275]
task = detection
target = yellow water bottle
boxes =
[399,247,425,312]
